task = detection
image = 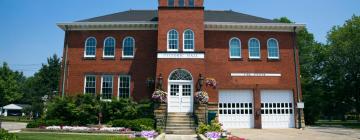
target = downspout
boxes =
[61,25,69,98]
[293,27,302,128]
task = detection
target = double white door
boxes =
[168,83,193,112]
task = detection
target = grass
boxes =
[0,116,32,122]
[315,120,360,129]
[15,132,146,140]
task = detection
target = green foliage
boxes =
[196,120,222,134]
[110,118,155,131]
[26,119,68,128]
[0,62,25,107]
[0,128,17,140]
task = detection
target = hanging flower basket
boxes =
[205,78,217,88]
[152,89,167,103]
[195,91,209,104]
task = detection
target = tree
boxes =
[325,15,360,120]
[0,62,25,107]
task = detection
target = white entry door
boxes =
[219,90,254,128]
[168,83,193,112]
[261,90,295,128]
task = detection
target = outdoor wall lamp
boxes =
[197,74,205,91]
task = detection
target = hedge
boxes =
[110,118,155,131]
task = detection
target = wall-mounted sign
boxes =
[157,52,205,59]
[297,102,304,109]
[231,73,281,77]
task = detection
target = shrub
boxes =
[111,118,155,131]
[26,119,69,128]
[0,128,17,140]
[197,120,222,134]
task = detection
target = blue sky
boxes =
[0,0,359,76]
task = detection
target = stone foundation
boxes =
[194,103,208,124]
[154,103,167,130]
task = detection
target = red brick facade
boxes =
[59,0,303,128]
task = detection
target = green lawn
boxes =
[315,120,360,129]
[15,133,146,140]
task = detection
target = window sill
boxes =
[102,57,115,60]
[83,57,96,60]
[229,58,243,61]
[267,58,280,61]
[248,58,262,61]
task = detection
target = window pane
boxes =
[119,75,130,98]
[85,75,96,95]
[189,0,194,6]
[168,30,178,50]
[179,0,184,6]
[104,38,115,57]
[184,30,194,50]
[168,0,174,6]
[249,38,260,58]
[102,75,113,99]
[85,38,96,56]
[123,37,134,57]
[230,38,241,57]
[268,39,279,58]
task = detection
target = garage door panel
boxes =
[219,90,254,129]
[261,90,295,128]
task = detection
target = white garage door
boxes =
[219,90,254,128]
[261,90,295,128]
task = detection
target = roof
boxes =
[2,104,30,110]
[78,10,278,23]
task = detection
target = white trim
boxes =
[157,52,204,59]
[118,75,131,99]
[103,37,116,58]
[57,22,305,32]
[167,29,179,52]
[83,75,96,95]
[100,75,113,101]
[122,36,135,58]
[183,29,195,52]
[229,37,242,59]
[248,38,261,59]
[231,73,281,77]
[84,37,97,58]
[267,38,280,59]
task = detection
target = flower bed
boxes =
[45,126,131,132]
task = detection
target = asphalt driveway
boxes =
[229,126,360,140]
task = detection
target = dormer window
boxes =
[168,0,174,6]
[179,0,185,7]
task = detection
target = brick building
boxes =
[58,0,305,130]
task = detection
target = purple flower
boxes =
[141,130,158,138]
[205,132,221,139]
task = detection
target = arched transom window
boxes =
[229,37,241,58]
[85,37,96,57]
[267,38,279,59]
[122,37,135,58]
[103,37,115,57]
[167,29,179,51]
[169,69,192,81]
[183,29,194,51]
[248,38,260,59]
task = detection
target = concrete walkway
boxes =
[229,126,360,140]
[164,134,197,140]
[1,122,27,131]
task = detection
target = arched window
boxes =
[248,38,260,59]
[167,29,179,51]
[179,0,185,7]
[267,38,279,59]
[183,29,194,51]
[84,37,96,57]
[189,0,194,7]
[229,37,241,58]
[169,69,192,81]
[103,37,115,57]
[122,37,135,58]
[168,0,174,6]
